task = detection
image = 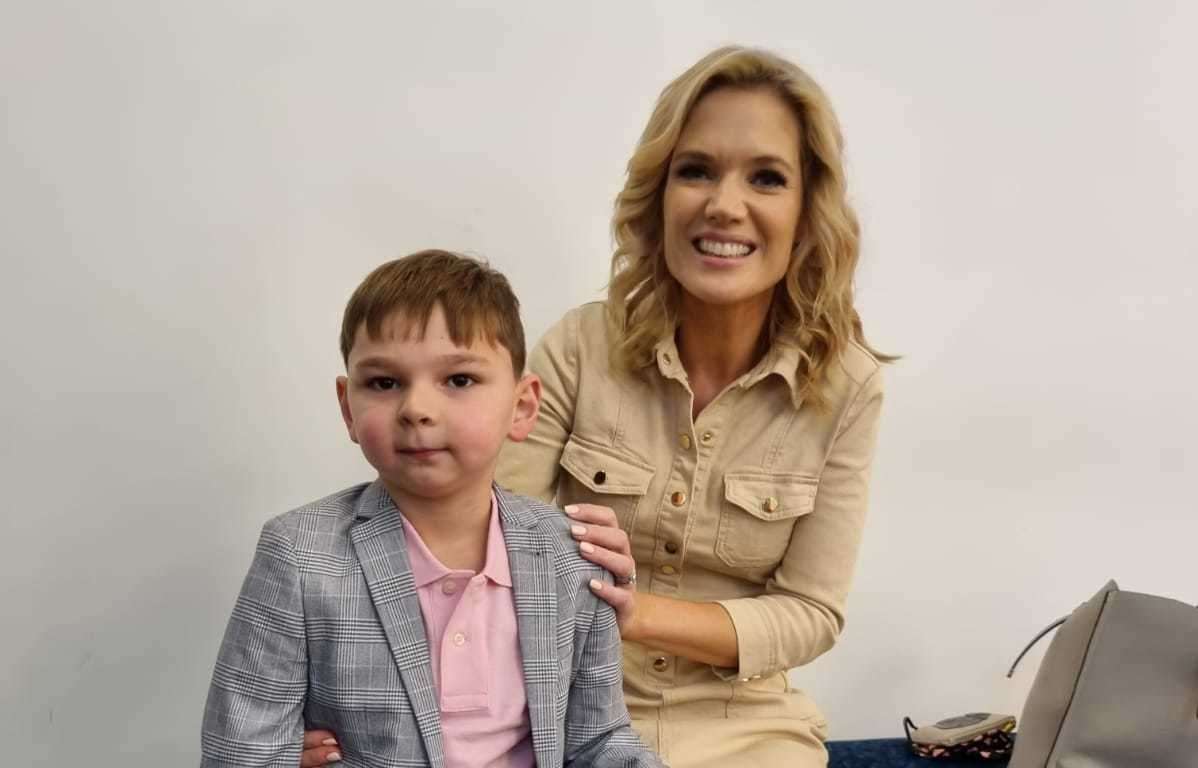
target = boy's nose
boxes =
[398,383,437,426]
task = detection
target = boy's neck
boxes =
[383,479,494,572]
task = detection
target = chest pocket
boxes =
[716,471,818,568]
[558,435,655,532]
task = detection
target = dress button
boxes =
[652,656,669,672]
[670,491,687,506]
[762,496,779,513]
[679,434,692,450]
[441,581,458,595]
[664,541,678,555]
[452,632,467,646]
[593,470,606,485]
[700,430,714,445]
[660,564,677,575]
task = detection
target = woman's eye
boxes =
[446,374,475,389]
[675,162,712,181]
[368,377,399,391]
[751,169,788,188]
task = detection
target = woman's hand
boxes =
[300,729,341,766]
[565,503,641,638]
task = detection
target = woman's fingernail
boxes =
[322,739,338,746]
[580,542,595,554]
[590,578,603,591]
[564,505,579,516]
[570,524,586,536]
[327,752,342,762]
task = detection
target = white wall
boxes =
[2,1,1195,763]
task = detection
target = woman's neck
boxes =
[675,296,771,418]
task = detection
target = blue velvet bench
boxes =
[827,739,1011,767]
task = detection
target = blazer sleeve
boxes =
[716,367,884,680]
[201,517,308,766]
[497,307,580,503]
[563,570,665,768]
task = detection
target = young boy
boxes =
[201,250,659,767]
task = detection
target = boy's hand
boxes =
[301,730,341,766]
[565,504,641,637]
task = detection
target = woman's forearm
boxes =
[623,592,739,669]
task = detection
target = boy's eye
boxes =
[367,377,399,391]
[675,162,712,181]
[750,169,788,188]
[446,373,476,389]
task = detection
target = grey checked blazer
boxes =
[202,481,661,768]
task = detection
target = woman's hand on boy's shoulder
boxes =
[300,729,341,766]
[565,503,642,638]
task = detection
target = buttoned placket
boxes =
[643,339,787,684]
[438,572,492,711]
[646,345,753,684]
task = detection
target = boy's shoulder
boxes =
[494,487,607,581]
[258,482,374,554]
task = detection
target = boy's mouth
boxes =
[398,446,447,459]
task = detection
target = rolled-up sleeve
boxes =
[716,367,884,679]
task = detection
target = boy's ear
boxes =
[336,376,359,444]
[508,373,542,442]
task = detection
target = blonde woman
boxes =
[302,45,888,768]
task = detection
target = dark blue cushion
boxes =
[827,738,1011,767]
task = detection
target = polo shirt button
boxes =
[441,581,458,595]
[452,632,467,646]
[652,656,669,672]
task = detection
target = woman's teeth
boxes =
[696,238,752,258]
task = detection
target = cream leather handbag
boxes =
[1007,580,1198,767]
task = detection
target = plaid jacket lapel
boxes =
[349,482,445,768]
[498,487,561,767]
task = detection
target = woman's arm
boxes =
[714,367,884,679]
[568,503,739,668]
[575,367,884,678]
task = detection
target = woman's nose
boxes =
[705,177,747,224]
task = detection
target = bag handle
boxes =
[1006,615,1068,678]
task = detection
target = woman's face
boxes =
[662,86,803,319]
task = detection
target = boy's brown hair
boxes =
[340,249,526,374]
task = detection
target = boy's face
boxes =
[336,303,540,507]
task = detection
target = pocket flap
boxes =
[560,437,655,495]
[723,471,817,521]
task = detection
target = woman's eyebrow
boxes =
[672,149,796,174]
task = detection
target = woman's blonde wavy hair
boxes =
[608,45,892,408]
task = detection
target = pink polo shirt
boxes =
[401,495,534,768]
